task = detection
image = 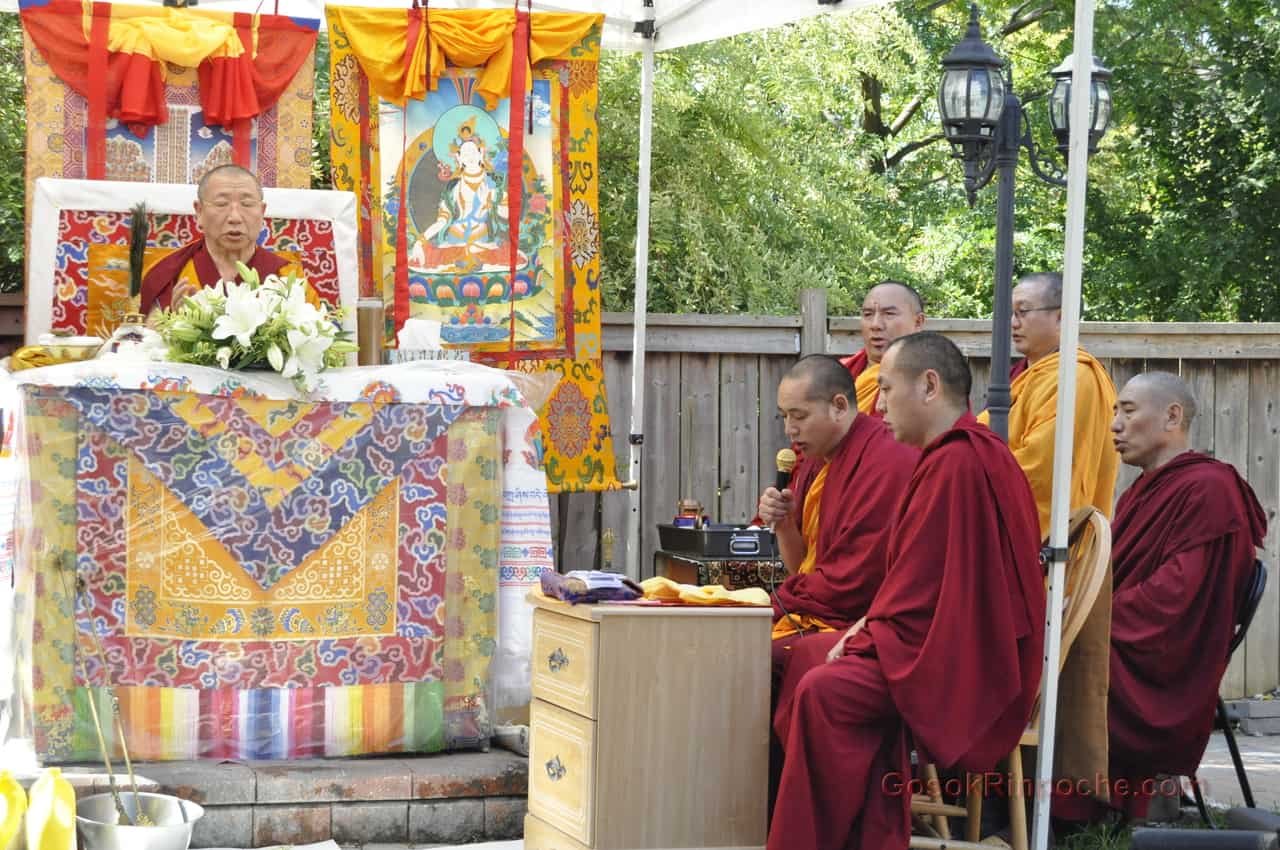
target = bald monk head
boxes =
[777,354,858,461]
[195,164,268,270]
[877,331,972,449]
[1112,371,1197,474]
[1010,271,1063,365]
[860,280,926,364]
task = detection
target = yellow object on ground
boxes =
[640,576,770,607]
[24,768,74,850]
[0,771,26,850]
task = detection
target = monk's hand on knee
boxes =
[826,617,866,663]
[758,487,795,526]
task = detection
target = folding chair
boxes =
[1188,559,1267,826]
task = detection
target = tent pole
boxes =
[624,7,656,580]
[1030,1,1097,849]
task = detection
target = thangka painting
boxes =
[21,0,319,284]
[8,361,553,760]
[328,6,620,492]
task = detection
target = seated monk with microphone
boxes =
[141,164,303,314]
[756,354,917,817]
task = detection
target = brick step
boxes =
[61,750,528,848]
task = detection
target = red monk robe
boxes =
[140,239,296,313]
[1065,452,1264,820]
[770,414,1045,850]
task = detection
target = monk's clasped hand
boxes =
[758,487,795,526]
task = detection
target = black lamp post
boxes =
[938,5,1112,441]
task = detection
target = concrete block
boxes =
[1239,716,1280,736]
[189,804,253,849]
[409,798,484,844]
[1226,808,1280,832]
[253,802,331,845]
[254,758,414,803]
[1131,828,1278,850]
[331,800,409,844]
[1231,700,1280,719]
[125,760,257,805]
[411,751,527,799]
[483,796,527,839]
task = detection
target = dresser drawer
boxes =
[529,698,596,846]
[523,812,592,850]
[531,608,599,718]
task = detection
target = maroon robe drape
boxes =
[1109,453,1265,777]
[770,413,1045,850]
[775,414,918,629]
[141,240,290,312]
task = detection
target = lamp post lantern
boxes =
[937,5,1112,441]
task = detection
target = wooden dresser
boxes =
[524,593,773,850]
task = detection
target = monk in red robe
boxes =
[1056,371,1266,824]
[758,354,918,818]
[838,280,926,417]
[770,332,1045,850]
[141,164,301,314]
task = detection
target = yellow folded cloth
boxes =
[640,576,770,607]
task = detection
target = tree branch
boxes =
[889,96,924,136]
[873,133,947,173]
[1001,5,1053,35]
[919,0,960,15]
[861,73,888,138]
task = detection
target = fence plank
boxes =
[758,356,794,499]
[1245,361,1280,696]
[719,355,760,524]
[1183,361,1217,457]
[1216,362,1252,697]
[640,354,682,576]
[557,492,598,572]
[600,352,634,573]
[680,353,721,522]
[970,356,992,414]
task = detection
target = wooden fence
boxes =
[555,302,1280,700]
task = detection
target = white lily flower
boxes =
[287,327,334,379]
[277,279,322,330]
[211,281,266,348]
[216,346,232,369]
[267,343,285,373]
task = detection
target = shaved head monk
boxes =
[769,332,1045,850]
[839,280,926,416]
[978,271,1119,537]
[757,354,918,819]
[1057,372,1266,824]
[141,164,303,314]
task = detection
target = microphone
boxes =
[775,448,797,493]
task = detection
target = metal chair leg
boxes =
[1218,697,1255,809]
[1189,774,1214,828]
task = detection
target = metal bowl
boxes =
[76,792,203,850]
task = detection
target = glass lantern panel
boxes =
[1093,81,1113,133]
[941,69,972,120]
[985,73,1006,122]
[1049,78,1070,132]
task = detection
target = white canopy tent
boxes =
[4,1,1098,847]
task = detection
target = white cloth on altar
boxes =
[0,359,552,731]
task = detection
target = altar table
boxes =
[0,360,554,762]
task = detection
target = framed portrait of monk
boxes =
[25,177,359,346]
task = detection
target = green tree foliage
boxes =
[0,14,24,293]
[597,0,1280,321]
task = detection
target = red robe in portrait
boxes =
[770,413,1046,850]
[1062,452,1265,820]
[141,240,293,313]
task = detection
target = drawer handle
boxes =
[546,755,567,782]
[547,647,569,673]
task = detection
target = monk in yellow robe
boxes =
[978,271,1119,535]
[839,280,926,417]
[141,164,303,314]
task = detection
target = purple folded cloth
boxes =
[540,570,643,604]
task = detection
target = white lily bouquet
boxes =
[155,262,358,391]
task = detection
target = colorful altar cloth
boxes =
[2,360,553,761]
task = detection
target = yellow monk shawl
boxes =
[839,350,881,416]
[979,348,1119,537]
[771,463,835,640]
